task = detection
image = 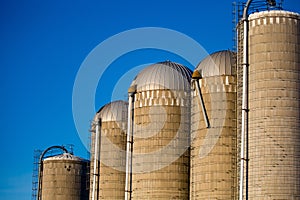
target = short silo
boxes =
[127,61,191,199]
[89,100,128,199]
[190,50,237,199]
[246,10,300,198]
[41,153,89,200]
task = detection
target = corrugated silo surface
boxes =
[131,61,191,199]
[190,50,237,199]
[41,153,89,200]
[89,100,127,199]
[248,10,300,198]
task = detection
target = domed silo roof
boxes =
[195,50,236,78]
[95,100,128,123]
[131,61,192,92]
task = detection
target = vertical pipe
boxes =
[92,119,101,200]
[240,1,251,199]
[97,119,101,199]
[125,87,135,200]
[194,79,210,128]
[125,94,132,200]
[129,103,134,199]
[239,18,248,200]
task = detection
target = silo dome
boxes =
[131,61,192,92]
[96,100,128,123]
[195,50,236,77]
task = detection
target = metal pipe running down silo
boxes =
[192,70,210,128]
[92,119,101,200]
[239,1,252,199]
[125,85,136,200]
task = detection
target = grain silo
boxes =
[41,153,89,200]
[89,100,128,199]
[126,61,191,199]
[243,10,300,199]
[190,50,237,199]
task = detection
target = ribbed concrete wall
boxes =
[131,89,190,199]
[247,10,300,199]
[190,75,237,199]
[42,159,89,200]
[89,120,127,199]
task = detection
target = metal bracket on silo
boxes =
[192,70,210,128]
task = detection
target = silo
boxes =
[89,100,128,199]
[246,10,300,198]
[190,50,237,199]
[41,153,89,200]
[127,61,191,199]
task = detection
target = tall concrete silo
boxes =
[89,100,128,199]
[190,50,237,199]
[126,61,191,199]
[41,153,89,200]
[244,10,300,199]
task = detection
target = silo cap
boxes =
[195,50,236,78]
[95,100,128,123]
[192,70,202,79]
[129,61,192,92]
[128,84,137,94]
[44,153,85,161]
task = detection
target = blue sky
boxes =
[0,0,299,199]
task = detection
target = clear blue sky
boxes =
[0,0,299,199]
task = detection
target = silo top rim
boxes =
[249,10,300,20]
[44,153,85,161]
